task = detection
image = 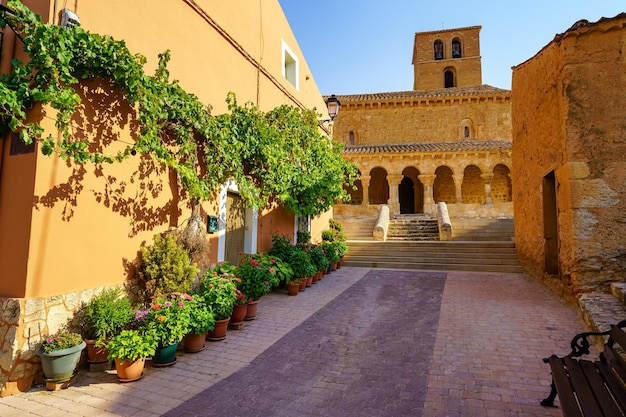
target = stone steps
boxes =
[343,240,523,273]
[387,215,439,241]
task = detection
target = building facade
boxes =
[333,26,513,224]
[0,0,331,395]
[512,13,626,300]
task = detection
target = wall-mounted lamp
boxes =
[319,94,341,126]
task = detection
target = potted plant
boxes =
[290,246,317,290]
[106,329,157,382]
[182,294,215,353]
[132,233,200,305]
[236,253,281,319]
[195,266,240,341]
[37,330,86,384]
[308,244,329,282]
[142,293,192,366]
[78,287,133,364]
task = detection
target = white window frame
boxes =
[281,39,299,90]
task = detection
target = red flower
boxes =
[152,304,162,311]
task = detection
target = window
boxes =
[452,39,462,58]
[282,40,299,89]
[349,131,355,145]
[464,126,470,138]
[434,40,443,60]
[444,69,455,88]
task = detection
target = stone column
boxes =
[360,176,371,205]
[481,172,494,205]
[418,174,436,215]
[453,174,464,203]
[386,175,403,216]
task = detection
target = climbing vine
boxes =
[0,0,357,215]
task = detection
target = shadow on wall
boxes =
[32,78,181,237]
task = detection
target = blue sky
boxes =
[278,1,624,95]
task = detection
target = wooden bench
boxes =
[541,319,626,416]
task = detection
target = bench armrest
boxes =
[543,319,626,363]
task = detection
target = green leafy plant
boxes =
[0,2,359,213]
[236,253,281,301]
[106,329,157,362]
[134,233,199,304]
[268,233,295,263]
[269,256,295,285]
[186,294,216,335]
[143,293,192,346]
[79,288,133,342]
[290,246,317,278]
[194,266,239,320]
[307,244,330,272]
[321,241,340,264]
[296,230,311,244]
[39,330,83,354]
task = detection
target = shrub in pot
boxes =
[132,233,199,305]
[37,330,86,383]
[106,330,157,382]
[78,288,133,363]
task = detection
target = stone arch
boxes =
[462,165,486,204]
[369,167,389,205]
[399,166,423,214]
[344,170,363,204]
[433,165,455,203]
[434,39,444,60]
[491,164,512,203]
[444,66,456,88]
[452,37,462,58]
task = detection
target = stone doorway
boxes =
[400,167,424,214]
[543,171,559,275]
[399,177,414,214]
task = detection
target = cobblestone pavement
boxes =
[0,267,584,417]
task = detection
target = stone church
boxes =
[332,26,513,233]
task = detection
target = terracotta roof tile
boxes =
[341,140,512,155]
[328,85,510,103]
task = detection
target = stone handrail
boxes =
[373,205,390,241]
[436,202,453,241]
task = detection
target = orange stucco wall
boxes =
[0,0,330,298]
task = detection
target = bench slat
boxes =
[596,360,626,414]
[579,359,623,416]
[564,357,605,416]
[548,357,584,417]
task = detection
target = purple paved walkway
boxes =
[0,268,585,417]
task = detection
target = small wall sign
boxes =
[207,215,218,233]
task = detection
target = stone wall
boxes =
[0,288,102,396]
[334,96,511,146]
[512,15,626,298]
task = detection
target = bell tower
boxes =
[412,26,482,90]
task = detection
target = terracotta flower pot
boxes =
[245,299,260,321]
[207,317,230,341]
[229,304,248,328]
[85,339,109,364]
[306,275,313,287]
[115,357,145,382]
[287,282,299,296]
[298,278,307,291]
[183,333,207,353]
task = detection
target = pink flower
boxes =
[178,302,185,307]
[270,259,276,264]
[269,267,275,274]
[164,301,172,307]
